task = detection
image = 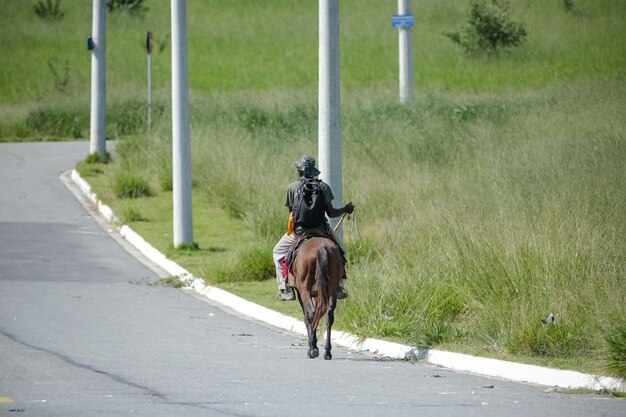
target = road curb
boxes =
[69,169,625,393]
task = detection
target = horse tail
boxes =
[312,246,331,330]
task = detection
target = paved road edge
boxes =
[68,169,625,393]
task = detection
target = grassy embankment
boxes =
[1,1,624,377]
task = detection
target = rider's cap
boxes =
[293,155,321,178]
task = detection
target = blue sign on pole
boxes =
[391,14,414,28]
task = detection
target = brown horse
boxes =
[290,236,343,359]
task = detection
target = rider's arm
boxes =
[320,181,354,218]
[325,201,355,218]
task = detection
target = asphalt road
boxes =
[0,142,623,417]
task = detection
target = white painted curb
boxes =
[69,169,625,393]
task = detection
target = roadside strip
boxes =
[67,169,625,393]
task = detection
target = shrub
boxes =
[233,104,316,137]
[506,321,587,358]
[47,59,70,93]
[113,173,153,198]
[84,152,111,165]
[106,0,147,17]
[33,0,64,21]
[22,100,159,140]
[174,242,199,251]
[159,173,173,192]
[119,206,146,223]
[26,107,89,139]
[606,320,626,378]
[446,0,527,55]
[108,100,164,138]
[215,246,275,283]
[238,246,275,281]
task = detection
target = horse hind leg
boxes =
[302,296,319,359]
[324,301,336,360]
[308,346,319,359]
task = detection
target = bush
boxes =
[113,173,153,199]
[33,0,64,21]
[606,320,626,378]
[238,246,275,281]
[47,58,70,92]
[21,100,159,140]
[506,321,587,358]
[106,0,147,16]
[84,152,111,165]
[233,104,316,137]
[119,206,146,223]
[159,173,173,192]
[563,0,575,13]
[25,107,89,139]
[174,242,199,251]
[446,0,527,54]
[215,246,275,283]
[108,100,164,139]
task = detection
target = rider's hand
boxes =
[344,202,355,214]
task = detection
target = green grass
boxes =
[76,162,260,278]
[5,0,626,377]
[1,1,624,106]
[74,79,626,376]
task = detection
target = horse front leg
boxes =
[324,300,336,360]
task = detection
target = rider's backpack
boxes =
[292,179,326,228]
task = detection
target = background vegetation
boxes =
[1,0,624,377]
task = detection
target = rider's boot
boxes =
[277,287,296,301]
[337,278,348,300]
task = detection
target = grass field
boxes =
[1,0,625,378]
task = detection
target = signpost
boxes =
[393,0,414,104]
[146,31,153,133]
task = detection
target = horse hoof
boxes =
[308,348,319,359]
[324,353,332,360]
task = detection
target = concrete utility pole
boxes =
[318,0,344,240]
[89,0,106,156]
[397,0,414,104]
[171,0,193,247]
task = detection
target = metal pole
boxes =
[318,0,343,241]
[147,31,153,133]
[398,0,414,104]
[89,0,106,156]
[171,0,193,247]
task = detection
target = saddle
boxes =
[281,231,345,288]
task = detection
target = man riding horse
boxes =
[273,155,355,301]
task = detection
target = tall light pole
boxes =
[318,0,343,239]
[171,0,193,247]
[89,0,106,156]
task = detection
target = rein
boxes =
[333,212,348,232]
[337,209,364,253]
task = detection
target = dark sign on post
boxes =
[146,31,154,54]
